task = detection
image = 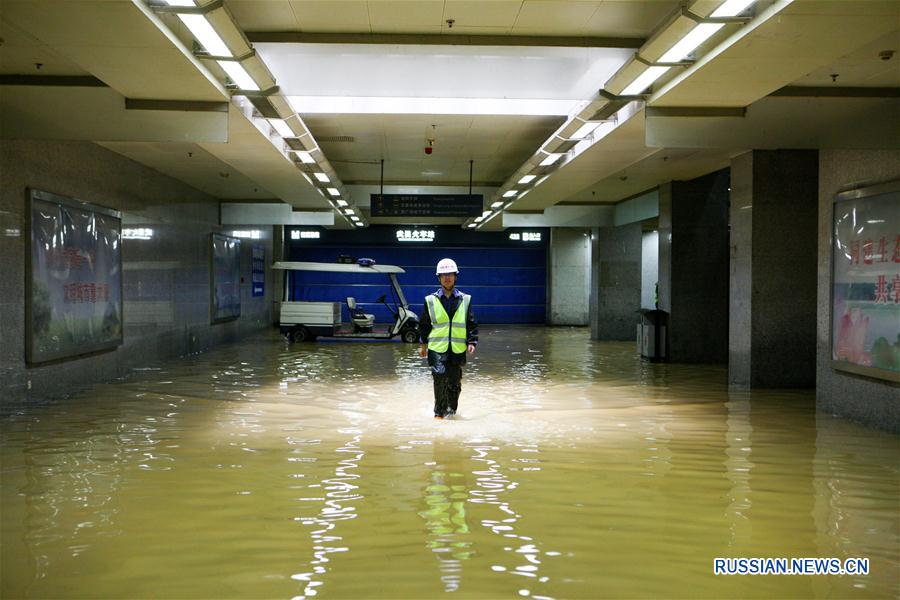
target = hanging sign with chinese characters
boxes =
[371,194,483,217]
[396,229,435,242]
[831,181,900,382]
[509,231,542,242]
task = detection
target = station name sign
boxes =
[396,229,435,242]
[371,194,483,217]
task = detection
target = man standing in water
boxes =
[419,258,478,419]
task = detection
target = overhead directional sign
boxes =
[371,194,483,217]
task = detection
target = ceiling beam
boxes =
[644,96,900,150]
[0,75,106,87]
[771,86,900,98]
[246,32,644,49]
[125,99,229,112]
[0,86,228,143]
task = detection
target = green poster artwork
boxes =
[27,189,122,364]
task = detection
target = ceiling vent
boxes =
[317,135,355,143]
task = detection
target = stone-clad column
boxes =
[548,228,591,325]
[590,222,641,340]
[729,150,818,387]
[658,169,731,363]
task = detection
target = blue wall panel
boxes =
[289,244,546,324]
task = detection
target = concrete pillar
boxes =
[548,228,591,325]
[658,169,730,363]
[729,150,818,387]
[591,222,641,340]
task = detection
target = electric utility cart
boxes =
[274,261,420,343]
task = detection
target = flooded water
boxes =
[1,327,898,599]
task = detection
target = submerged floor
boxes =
[1,327,898,599]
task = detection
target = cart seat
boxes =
[347,297,375,328]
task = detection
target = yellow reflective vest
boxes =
[425,293,470,354]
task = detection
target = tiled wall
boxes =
[816,149,900,432]
[0,140,274,411]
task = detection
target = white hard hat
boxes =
[436,258,459,275]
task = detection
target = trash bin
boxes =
[637,309,668,362]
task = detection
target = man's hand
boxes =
[419,344,427,358]
[467,344,476,355]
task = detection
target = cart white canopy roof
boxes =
[273,261,405,274]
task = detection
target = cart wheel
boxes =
[401,327,419,343]
[291,326,313,343]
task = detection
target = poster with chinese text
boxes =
[831,182,900,382]
[211,233,241,322]
[27,189,122,363]
[251,244,265,298]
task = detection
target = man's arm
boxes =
[418,300,432,357]
[418,301,432,343]
[466,300,478,352]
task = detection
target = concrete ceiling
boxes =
[303,113,566,185]
[1,0,898,227]
[226,0,680,37]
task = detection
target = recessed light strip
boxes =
[464,0,778,231]
[146,0,363,228]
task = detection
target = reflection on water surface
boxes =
[1,327,897,598]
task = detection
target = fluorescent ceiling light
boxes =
[518,175,536,184]
[570,121,602,140]
[343,208,354,215]
[218,61,259,91]
[491,201,504,209]
[295,151,315,164]
[336,199,348,207]
[327,187,340,196]
[467,223,476,228]
[621,65,669,96]
[176,14,231,58]
[350,215,360,221]
[712,0,756,17]
[474,216,485,223]
[163,0,195,5]
[313,172,330,183]
[503,190,517,198]
[481,210,492,217]
[354,222,364,227]
[287,96,573,116]
[269,119,294,138]
[659,23,724,63]
[539,154,562,166]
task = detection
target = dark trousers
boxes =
[432,361,463,417]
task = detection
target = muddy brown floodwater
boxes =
[2,327,898,599]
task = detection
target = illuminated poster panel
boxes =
[831,179,900,382]
[27,189,122,363]
[211,233,241,323]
